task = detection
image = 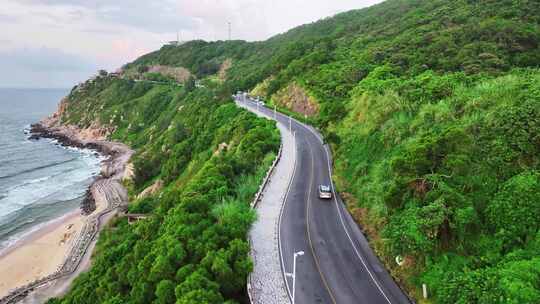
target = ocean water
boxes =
[0,88,102,252]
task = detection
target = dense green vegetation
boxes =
[129,0,539,125]
[335,68,540,303]
[50,76,280,303]
[51,0,539,303]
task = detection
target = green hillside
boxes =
[49,76,279,304]
[50,0,539,303]
[128,0,539,121]
[122,1,540,302]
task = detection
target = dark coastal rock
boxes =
[80,188,96,215]
[28,123,109,216]
[28,123,49,140]
[29,123,110,154]
[0,122,133,304]
[29,123,84,149]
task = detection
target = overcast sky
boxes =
[0,0,382,88]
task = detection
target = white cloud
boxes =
[0,47,98,88]
[2,0,384,87]
[17,0,198,33]
[0,13,20,23]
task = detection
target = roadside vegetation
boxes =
[334,68,540,303]
[50,0,539,303]
[49,76,280,304]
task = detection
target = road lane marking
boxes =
[240,98,392,303]
[270,103,338,303]
[323,144,393,304]
[287,110,394,304]
[244,98,335,304]
[305,137,338,304]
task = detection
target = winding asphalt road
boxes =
[236,96,411,304]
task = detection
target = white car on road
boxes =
[318,185,332,199]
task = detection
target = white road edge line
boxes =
[292,115,393,304]
[261,101,337,303]
[324,144,393,304]
[278,126,297,304]
[244,98,391,304]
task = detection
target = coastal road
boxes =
[236,96,411,304]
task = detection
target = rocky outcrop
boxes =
[213,142,230,156]
[77,122,111,141]
[38,97,69,128]
[250,77,273,98]
[29,111,134,210]
[35,98,113,143]
[123,163,135,182]
[147,65,191,83]
[136,179,164,200]
[272,82,319,116]
[80,188,96,215]
[218,59,232,82]
[28,123,113,155]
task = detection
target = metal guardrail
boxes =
[250,144,283,208]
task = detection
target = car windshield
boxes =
[320,185,331,192]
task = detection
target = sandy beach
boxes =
[0,110,133,303]
[0,212,84,298]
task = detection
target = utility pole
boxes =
[228,22,231,40]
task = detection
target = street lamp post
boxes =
[289,116,292,131]
[285,250,304,304]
